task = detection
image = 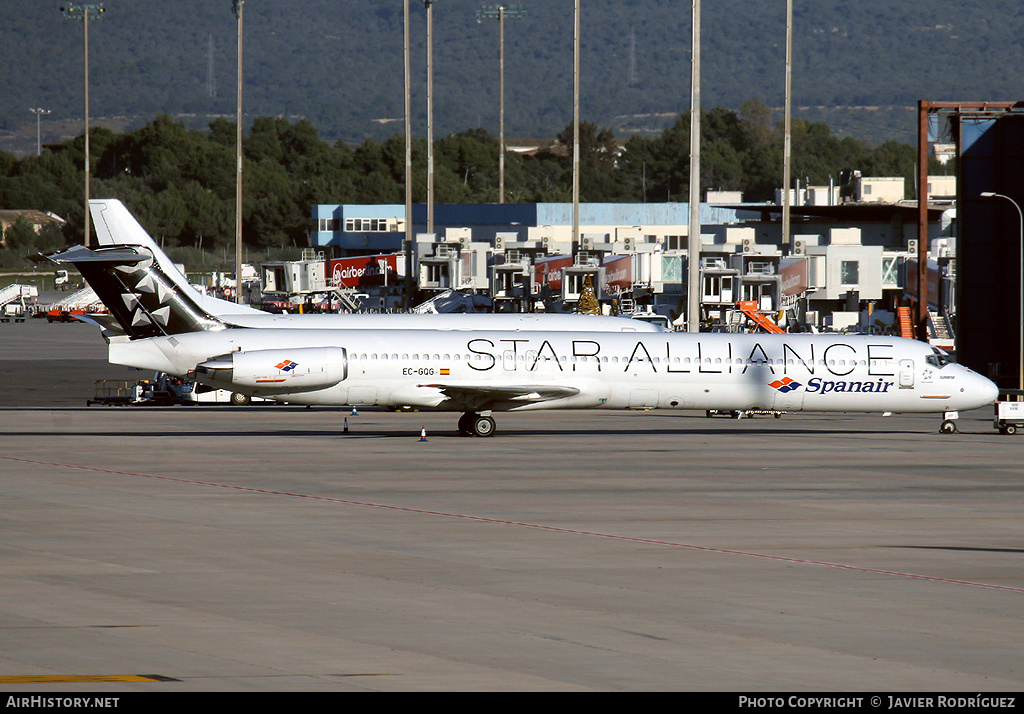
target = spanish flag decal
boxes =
[440,368,450,375]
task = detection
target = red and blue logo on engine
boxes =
[275,359,299,372]
[769,377,802,393]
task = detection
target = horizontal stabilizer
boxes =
[50,244,225,339]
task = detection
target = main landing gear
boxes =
[458,411,496,438]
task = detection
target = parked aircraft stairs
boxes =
[927,308,954,348]
[896,306,914,339]
[0,284,38,308]
[330,286,364,313]
[51,285,99,311]
[411,289,455,314]
[928,309,952,339]
[736,300,785,334]
[411,289,490,314]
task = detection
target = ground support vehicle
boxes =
[706,409,784,419]
[994,390,1024,435]
[88,374,262,407]
[88,380,141,406]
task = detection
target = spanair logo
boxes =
[769,377,802,393]
[275,360,299,372]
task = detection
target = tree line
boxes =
[0,100,939,268]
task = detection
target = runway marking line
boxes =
[5,455,1024,596]
[0,675,175,683]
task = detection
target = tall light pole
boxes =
[477,3,527,204]
[422,1,440,235]
[781,0,793,254]
[61,3,105,247]
[30,108,51,156]
[686,0,701,333]
[571,0,580,251]
[981,191,1024,392]
[232,0,244,304]
[404,0,414,303]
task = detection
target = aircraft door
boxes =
[899,359,914,388]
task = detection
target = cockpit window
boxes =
[927,347,952,368]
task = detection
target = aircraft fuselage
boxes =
[110,328,998,416]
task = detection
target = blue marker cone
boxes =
[419,426,428,442]
[351,405,358,416]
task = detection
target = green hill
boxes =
[3,0,1022,154]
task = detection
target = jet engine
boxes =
[194,346,347,394]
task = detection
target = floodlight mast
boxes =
[30,108,51,157]
[422,1,438,234]
[404,0,413,304]
[687,0,700,333]
[232,0,245,304]
[60,3,105,248]
[477,3,527,204]
[572,0,580,254]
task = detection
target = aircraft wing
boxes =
[419,383,580,411]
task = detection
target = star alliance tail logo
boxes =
[275,360,299,372]
[769,377,802,393]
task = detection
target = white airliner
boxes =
[52,240,998,437]
[87,199,663,334]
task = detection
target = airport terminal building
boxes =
[304,178,955,336]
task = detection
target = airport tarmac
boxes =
[1,320,1022,691]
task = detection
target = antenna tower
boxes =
[628,26,639,87]
[207,34,217,98]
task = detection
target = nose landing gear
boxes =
[939,411,959,434]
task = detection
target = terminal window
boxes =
[345,218,390,232]
[840,260,859,285]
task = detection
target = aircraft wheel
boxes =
[471,415,496,438]
[939,420,957,434]
[230,392,251,406]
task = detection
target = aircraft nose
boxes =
[982,375,1000,405]
[969,371,999,408]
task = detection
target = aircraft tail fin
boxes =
[50,244,226,339]
[89,199,263,317]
